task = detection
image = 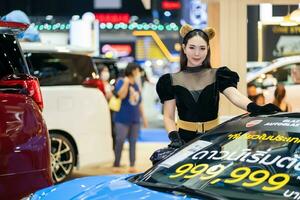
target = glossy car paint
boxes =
[30,112,300,200]
[30,175,198,200]
[0,24,52,199]
[0,93,52,199]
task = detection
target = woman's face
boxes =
[100,67,110,81]
[183,35,208,67]
[132,68,141,78]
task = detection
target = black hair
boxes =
[98,64,108,73]
[247,82,256,88]
[273,84,286,106]
[124,62,140,77]
[180,29,211,71]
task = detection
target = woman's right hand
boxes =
[124,77,130,84]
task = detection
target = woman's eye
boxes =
[201,47,206,50]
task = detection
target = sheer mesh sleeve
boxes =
[156,73,174,103]
[217,66,240,92]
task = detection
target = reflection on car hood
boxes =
[30,175,197,200]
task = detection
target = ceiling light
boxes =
[280,15,298,26]
[290,8,300,22]
[280,5,298,26]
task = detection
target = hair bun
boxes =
[179,24,193,38]
[203,27,215,40]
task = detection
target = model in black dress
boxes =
[156,24,281,145]
[156,65,239,142]
[150,24,281,165]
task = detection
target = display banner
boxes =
[181,0,207,29]
[100,42,135,58]
[262,24,300,61]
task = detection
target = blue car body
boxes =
[30,175,198,200]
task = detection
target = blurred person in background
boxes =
[273,84,292,112]
[291,64,300,84]
[98,65,116,150]
[254,93,265,106]
[247,83,257,101]
[113,63,148,173]
[1,10,41,42]
[151,24,281,164]
[99,65,113,100]
[137,65,150,90]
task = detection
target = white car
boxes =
[20,42,113,182]
[246,61,269,74]
[247,55,300,112]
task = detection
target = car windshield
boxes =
[138,129,300,200]
[0,34,28,78]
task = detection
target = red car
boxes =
[0,21,52,199]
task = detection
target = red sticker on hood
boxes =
[246,120,263,128]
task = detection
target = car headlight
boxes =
[20,193,34,200]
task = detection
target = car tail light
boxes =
[26,79,44,110]
[0,75,44,110]
[0,20,29,34]
[82,78,105,95]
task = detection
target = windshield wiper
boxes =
[136,181,229,200]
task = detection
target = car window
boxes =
[269,64,297,85]
[0,34,28,78]
[139,130,300,199]
[25,52,97,86]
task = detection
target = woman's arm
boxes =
[117,77,130,99]
[222,87,252,111]
[139,102,148,128]
[163,99,177,132]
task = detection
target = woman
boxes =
[99,65,113,100]
[113,63,148,173]
[98,65,118,151]
[273,84,292,112]
[156,24,280,147]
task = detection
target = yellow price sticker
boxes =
[169,163,291,192]
[169,163,194,178]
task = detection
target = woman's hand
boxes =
[124,76,130,83]
[168,131,184,148]
[117,77,130,99]
[247,102,281,114]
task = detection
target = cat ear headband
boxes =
[179,24,215,40]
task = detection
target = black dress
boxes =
[156,66,239,142]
